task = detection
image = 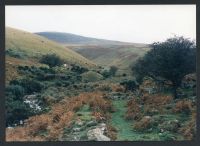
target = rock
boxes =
[98,123,107,132]
[75,120,84,126]
[73,128,81,132]
[73,135,80,141]
[99,123,106,127]
[7,127,14,129]
[86,120,97,127]
[87,128,110,141]
[144,116,151,119]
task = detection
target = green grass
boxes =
[110,100,174,141]
[76,105,94,121]
[110,100,187,141]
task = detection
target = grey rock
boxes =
[87,128,110,141]
[73,127,81,132]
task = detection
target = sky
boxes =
[6,5,196,44]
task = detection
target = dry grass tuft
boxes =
[133,116,153,132]
[179,112,196,140]
[173,100,193,114]
[125,98,142,120]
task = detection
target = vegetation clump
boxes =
[133,36,196,98]
[125,98,142,120]
[81,71,103,82]
[40,54,64,68]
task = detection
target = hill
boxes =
[5,27,96,83]
[73,45,149,68]
[36,32,146,47]
[36,31,150,74]
[6,27,95,67]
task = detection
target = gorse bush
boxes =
[5,97,34,126]
[101,66,118,78]
[6,85,25,100]
[6,48,26,59]
[109,66,118,76]
[40,54,64,67]
[102,70,111,78]
[120,80,138,91]
[10,78,44,94]
[6,79,44,126]
[71,64,88,74]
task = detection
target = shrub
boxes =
[126,98,142,120]
[71,64,88,74]
[141,93,173,106]
[10,78,44,94]
[158,120,180,132]
[109,66,118,76]
[39,54,64,68]
[122,73,127,77]
[96,84,112,92]
[111,84,125,92]
[133,116,153,132]
[25,114,51,136]
[6,48,25,59]
[178,112,196,140]
[6,85,25,100]
[132,36,196,98]
[106,125,117,140]
[120,80,138,91]
[5,100,34,126]
[81,71,103,82]
[101,70,111,78]
[173,100,193,114]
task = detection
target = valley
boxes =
[5,27,196,141]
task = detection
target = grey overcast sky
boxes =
[6,5,196,43]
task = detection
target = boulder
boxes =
[87,128,110,141]
[73,127,81,132]
[75,120,84,126]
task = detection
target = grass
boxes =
[6,27,95,68]
[76,104,94,121]
[69,45,150,75]
[110,100,186,141]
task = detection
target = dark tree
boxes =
[109,66,118,76]
[132,36,196,98]
[40,54,64,68]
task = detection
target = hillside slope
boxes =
[6,27,95,67]
[5,27,97,83]
[73,45,150,69]
[36,32,146,47]
[36,31,150,74]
